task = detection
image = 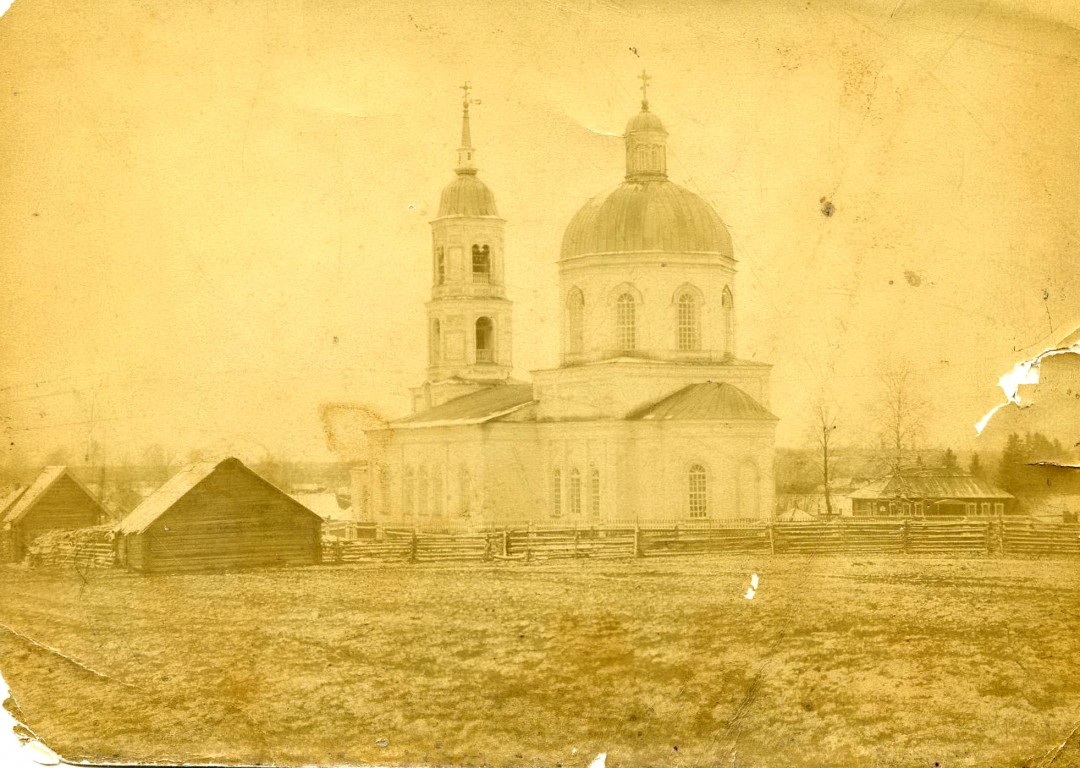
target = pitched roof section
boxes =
[0,486,28,525]
[115,457,323,535]
[628,382,777,422]
[1,466,104,526]
[115,462,219,534]
[849,473,1014,500]
[395,384,536,428]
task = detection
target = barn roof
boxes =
[115,457,321,535]
[395,384,536,428]
[0,466,103,526]
[628,382,777,421]
[849,473,1014,500]
[0,486,28,526]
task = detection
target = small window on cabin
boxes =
[678,292,700,351]
[569,468,582,516]
[688,464,707,518]
[475,317,494,363]
[472,245,491,281]
[981,502,990,516]
[915,501,924,516]
[551,468,562,518]
[994,502,1004,515]
[902,502,911,516]
[966,502,977,516]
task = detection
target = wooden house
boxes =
[849,472,1015,518]
[0,467,108,562]
[114,457,322,573]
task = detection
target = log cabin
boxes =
[115,457,322,573]
[0,467,108,562]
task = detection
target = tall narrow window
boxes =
[689,464,707,518]
[379,464,392,516]
[616,293,636,352]
[550,468,562,518]
[569,468,582,515]
[567,288,584,355]
[678,292,700,351]
[435,247,446,285]
[475,317,494,363]
[432,466,444,517]
[590,466,600,517]
[403,467,415,518]
[418,466,430,516]
[472,244,491,281]
[430,319,441,365]
[458,465,471,517]
[722,287,734,358]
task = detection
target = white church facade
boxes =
[352,80,777,527]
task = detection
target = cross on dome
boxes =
[639,69,651,110]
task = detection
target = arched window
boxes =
[678,292,700,351]
[403,467,415,518]
[569,468,582,515]
[418,466,430,516]
[379,464,392,516]
[458,465,471,517]
[430,319,441,364]
[689,464,707,518]
[435,246,446,285]
[590,466,601,518]
[616,293,636,352]
[722,286,734,358]
[550,468,562,518]
[432,465,444,517]
[475,317,494,363]
[472,245,491,281]
[567,288,584,355]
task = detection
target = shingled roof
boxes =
[0,467,104,526]
[395,384,536,428]
[628,382,777,422]
[849,473,1013,500]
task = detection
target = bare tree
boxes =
[811,398,840,516]
[875,360,930,474]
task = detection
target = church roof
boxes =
[560,180,732,260]
[438,173,498,218]
[628,382,777,422]
[396,384,536,428]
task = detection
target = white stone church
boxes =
[353,81,777,527]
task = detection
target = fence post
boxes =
[634,523,643,557]
[767,523,775,555]
[526,522,533,562]
[998,515,1006,557]
[409,527,418,563]
[502,530,509,558]
[574,529,580,558]
[900,521,910,554]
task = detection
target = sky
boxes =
[0,0,1078,466]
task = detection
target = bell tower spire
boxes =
[624,70,668,181]
[411,85,514,413]
[456,81,477,175]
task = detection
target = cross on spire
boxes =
[460,81,472,106]
[639,69,651,109]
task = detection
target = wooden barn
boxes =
[115,457,323,573]
[0,467,108,563]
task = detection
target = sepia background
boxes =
[1,0,1078,469]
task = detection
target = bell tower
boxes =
[412,84,514,412]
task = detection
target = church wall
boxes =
[532,360,771,421]
[559,254,735,365]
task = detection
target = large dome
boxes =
[438,174,498,218]
[560,180,733,260]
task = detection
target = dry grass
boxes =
[1,555,1079,767]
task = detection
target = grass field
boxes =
[0,555,1079,767]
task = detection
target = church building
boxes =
[354,78,777,527]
